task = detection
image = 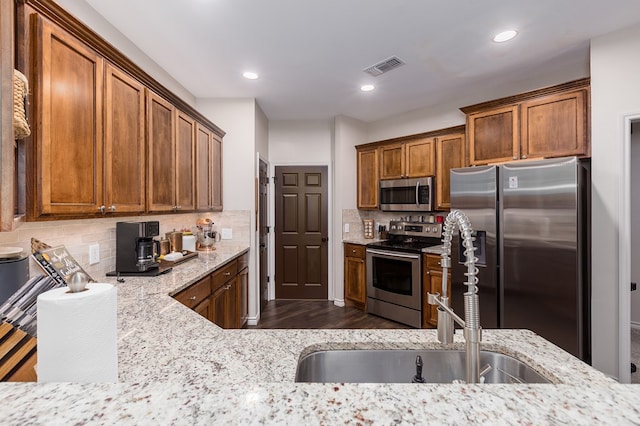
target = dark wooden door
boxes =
[259,159,269,310]
[275,166,328,299]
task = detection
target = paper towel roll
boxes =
[37,283,117,382]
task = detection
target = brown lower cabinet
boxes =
[174,252,249,329]
[422,254,451,329]
[344,243,367,310]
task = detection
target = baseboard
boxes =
[333,299,345,308]
[631,321,640,330]
[247,313,260,326]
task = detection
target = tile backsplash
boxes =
[342,209,447,240]
[0,211,250,279]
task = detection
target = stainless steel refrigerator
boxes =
[450,157,590,361]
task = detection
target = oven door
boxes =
[366,248,422,310]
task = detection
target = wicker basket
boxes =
[13,69,30,140]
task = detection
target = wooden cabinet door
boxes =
[344,255,366,309]
[520,89,588,159]
[175,110,196,211]
[32,15,104,216]
[196,124,212,211]
[194,298,210,320]
[423,255,451,328]
[224,278,239,329]
[356,147,379,209]
[238,267,248,328]
[211,134,223,212]
[405,138,435,178]
[147,91,175,212]
[467,105,519,165]
[210,284,226,327]
[104,63,145,214]
[379,143,405,180]
[435,133,465,210]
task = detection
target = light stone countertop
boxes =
[1,242,639,425]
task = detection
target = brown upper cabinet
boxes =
[30,14,105,218]
[20,1,225,220]
[196,125,223,212]
[435,131,465,210]
[462,79,590,166]
[146,91,176,212]
[379,138,435,180]
[356,127,464,210]
[356,146,379,209]
[104,63,146,214]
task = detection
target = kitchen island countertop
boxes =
[0,242,638,425]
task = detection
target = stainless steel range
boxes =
[366,220,442,328]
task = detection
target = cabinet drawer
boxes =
[237,252,249,271]
[426,255,443,270]
[212,260,238,290]
[344,243,366,259]
[174,275,211,309]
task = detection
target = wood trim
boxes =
[460,77,590,114]
[355,125,466,150]
[0,0,15,230]
[22,0,225,138]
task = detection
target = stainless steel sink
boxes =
[295,349,552,384]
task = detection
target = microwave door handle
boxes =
[415,181,420,208]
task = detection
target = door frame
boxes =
[255,153,270,323]
[270,161,333,301]
[618,113,640,383]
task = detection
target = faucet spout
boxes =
[427,209,482,384]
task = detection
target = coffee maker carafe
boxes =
[108,221,171,277]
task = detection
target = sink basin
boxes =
[295,349,552,384]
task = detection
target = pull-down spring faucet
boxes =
[427,209,482,384]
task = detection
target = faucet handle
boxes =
[426,292,440,305]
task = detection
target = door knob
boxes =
[321,237,329,243]
[260,243,266,248]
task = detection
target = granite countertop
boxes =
[1,242,639,425]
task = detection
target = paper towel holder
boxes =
[67,271,90,293]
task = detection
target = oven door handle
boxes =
[367,249,421,260]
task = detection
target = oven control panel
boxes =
[388,221,442,238]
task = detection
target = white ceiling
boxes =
[83,0,640,122]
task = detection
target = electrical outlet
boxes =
[89,244,100,265]
[221,228,233,240]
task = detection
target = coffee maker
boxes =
[108,221,171,277]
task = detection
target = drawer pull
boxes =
[352,250,356,253]
[223,272,231,276]
[188,296,197,301]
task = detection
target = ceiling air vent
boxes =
[363,56,406,77]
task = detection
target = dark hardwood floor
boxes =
[247,300,412,329]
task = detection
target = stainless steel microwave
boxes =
[379,177,434,212]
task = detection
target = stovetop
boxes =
[366,220,443,253]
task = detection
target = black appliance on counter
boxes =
[107,221,171,277]
[366,220,442,328]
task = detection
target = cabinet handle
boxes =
[98,205,106,214]
[108,205,116,212]
[352,249,356,253]
[173,205,178,211]
[188,296,196,301]
[225,284,232,290]
[223,272,231,276]
[522,155,527,159]
[512,156,517,160]
[177,205,182,210]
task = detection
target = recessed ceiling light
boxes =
[361,84,375,92]
[493,30,518,43]
[243,71,259,80]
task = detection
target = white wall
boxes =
[269,120,332,164]
[590,22,640,379]
[53,0,195,105]
[631,122,640,325]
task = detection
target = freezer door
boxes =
[450,165,499,328]
[501,157,585,358]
